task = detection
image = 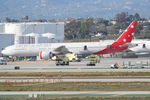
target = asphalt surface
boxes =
[1,76,150,82]
[0,91,150,98]
[0,57,150,72]
[0,57,150,98]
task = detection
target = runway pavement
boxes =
[0,58,150,98]
[0,57,150,72]
[1,76,150,82]
[0,91,150,98]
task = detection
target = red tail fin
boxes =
[112,21,138,47]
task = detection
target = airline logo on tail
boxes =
[112,21,138,47]
[94,21,138,54]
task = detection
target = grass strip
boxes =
[0,82,150,91]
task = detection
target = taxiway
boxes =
[0,57,150,72]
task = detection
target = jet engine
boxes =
[39,51,54,59]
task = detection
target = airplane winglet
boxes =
[112,21,138,47]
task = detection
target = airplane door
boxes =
[84,45,87,50]
[143,44,146,48]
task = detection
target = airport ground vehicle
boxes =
[65,53,81,62]
[111,63,121,69]
[87,55,100,66]
[55,56,69,66]
[0,60,7,65]
[65,53,77,61]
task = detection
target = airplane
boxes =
[129,39,150,55]
[1,21,138,59]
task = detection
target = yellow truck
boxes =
[65,53,80,62]
[87,55,100,66]
[55,56,69,66]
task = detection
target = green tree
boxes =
[80,21,88,33]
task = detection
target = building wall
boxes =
[4,22,64,36]
[0,22,64,45]
[0,34,14,56]
[18,36,35,44]
[38,37,62,43]
[2,22,64,44]
[0,23,5,33]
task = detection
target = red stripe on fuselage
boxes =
[93,45,128,55]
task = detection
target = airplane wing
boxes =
[54,46,71,54]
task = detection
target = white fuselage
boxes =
[2,40,114,56]
[129,40,150,54]
[1,21,139,57]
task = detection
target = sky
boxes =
[0,0,149,20]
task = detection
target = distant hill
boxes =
[0,0,149,20]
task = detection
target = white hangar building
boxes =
[0,22,64,56]
[4,22,64,38]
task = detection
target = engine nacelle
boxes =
[39,51,54,60]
